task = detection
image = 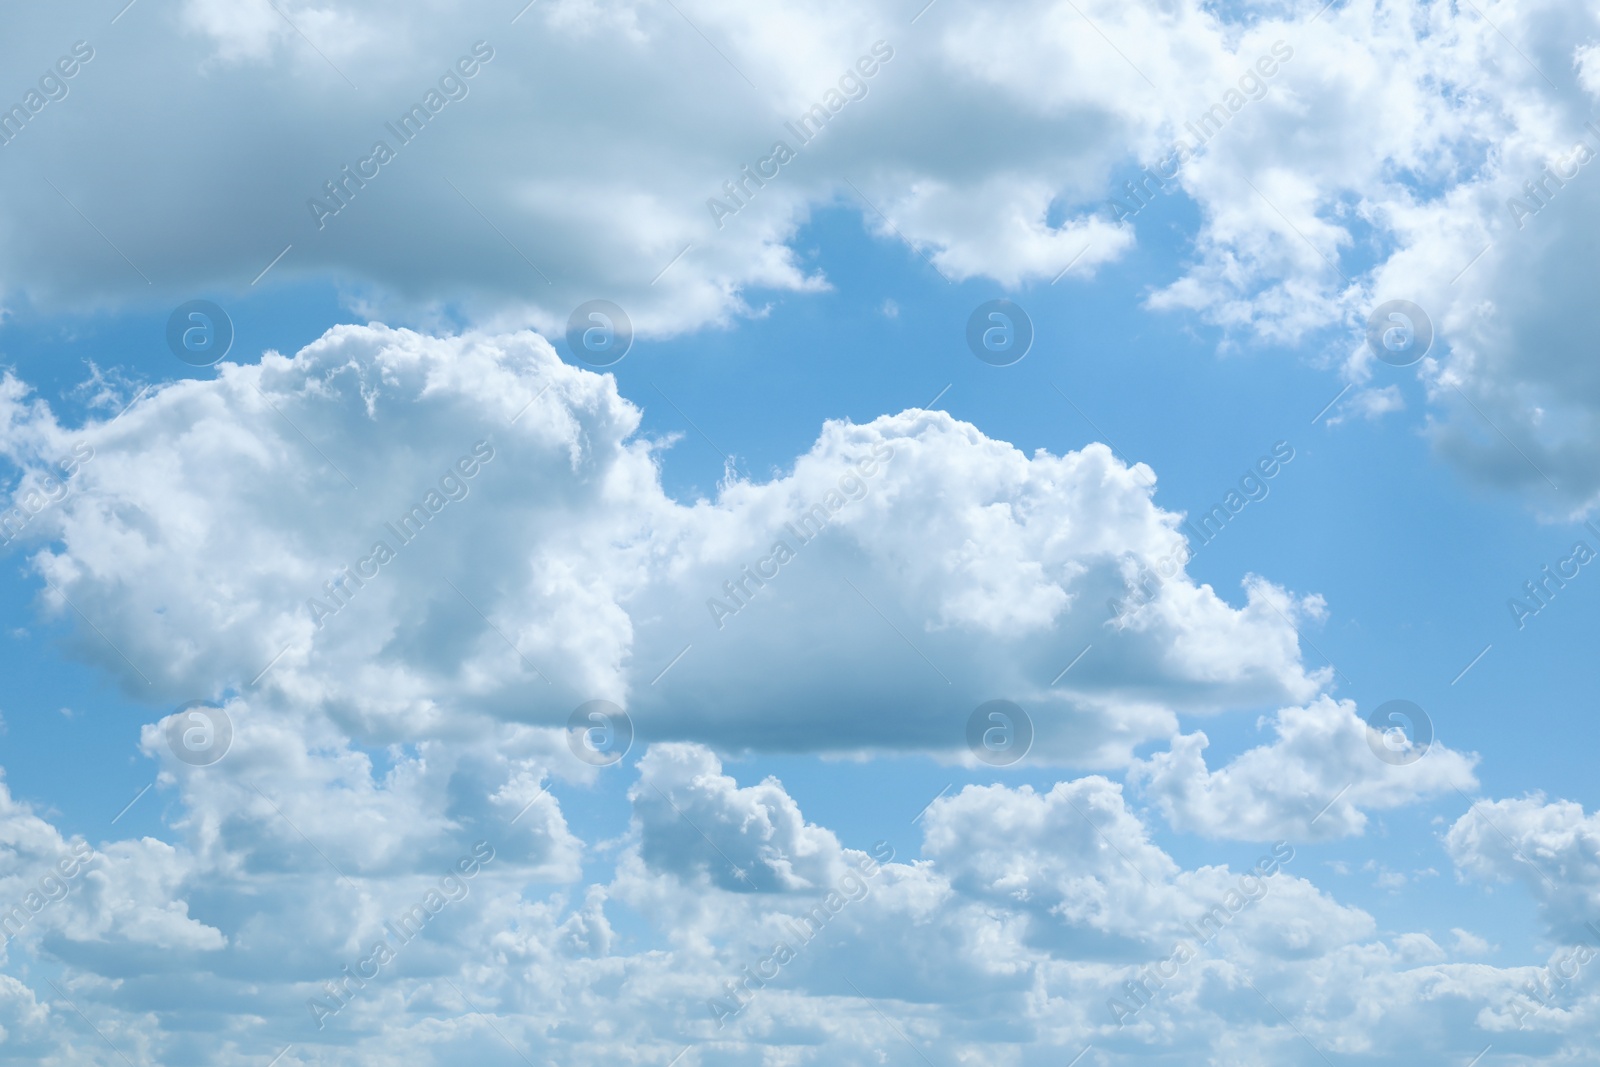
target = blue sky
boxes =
[2,1,1600,1065]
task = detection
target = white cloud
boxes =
[0,0,1156,332]
[1447,794,1600,944]
[1452,927,1493,955]
[1129,696,1480,840]
[630,742,849,892]
[134,696,585,885]
[0,324,1326,763]
[1,0,1597,509]
[1325,384,1404,425]
[1,0,1598,1058]
[0,730,1586,1063]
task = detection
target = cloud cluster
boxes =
[1,1,1597,1060]
[0,737,1576,1064]
[0,320,1537,1062]
[1130,696,1480,841]
[0,323,1327,761]
[3,1,1599,505]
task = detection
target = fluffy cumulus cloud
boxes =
[0,2,1595,1061]
[0,323,1326,761]
[0,775,103,969]
[1120,0,1600,512]
[0,0,1596,505]
[1130,696,1480,841]
[0,323,1555,1062]
[1442,795,1600,1037]
[630,743,850,892]
[0,0,1151,331]
[0,741,1579,1065]
[1447,795,1600,944]
[0,701,595,1062]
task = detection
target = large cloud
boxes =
[0,0,1164,330]
[4,1,1599,510]
[0,323,1326,761]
